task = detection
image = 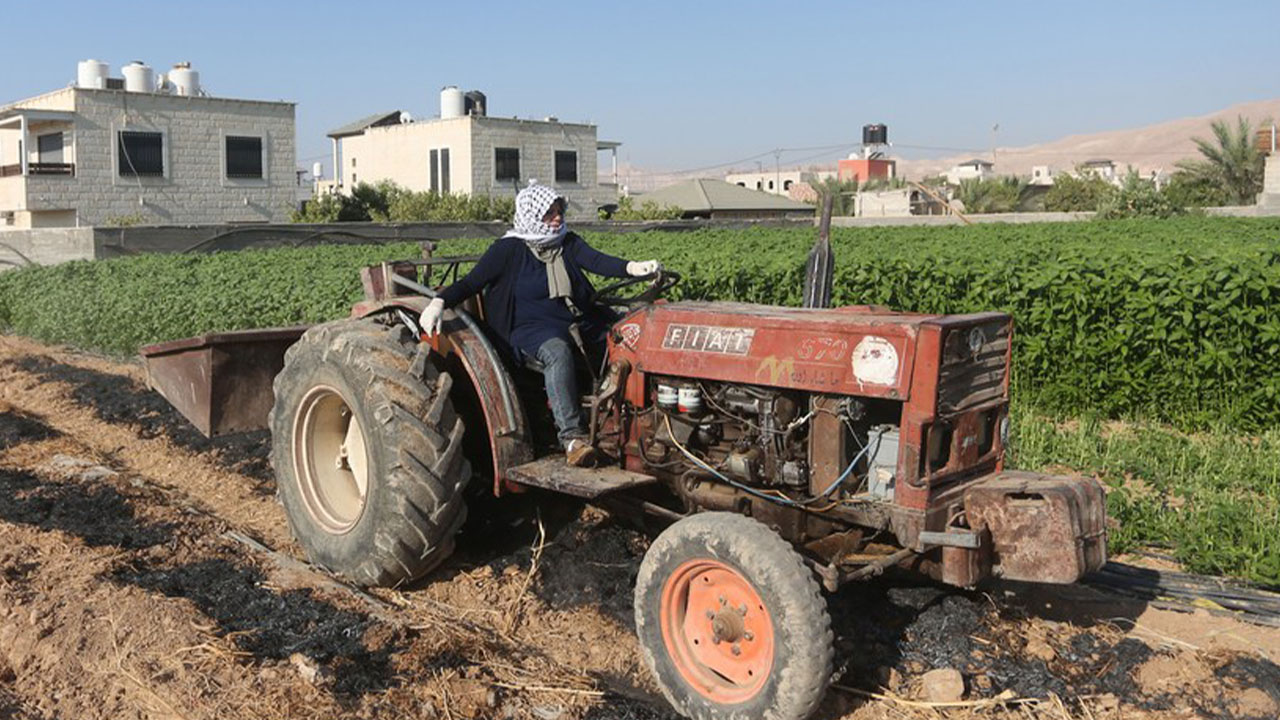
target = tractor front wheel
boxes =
[635,513,833,720]
[269,318,470,586]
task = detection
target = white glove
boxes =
[626,259,662,277]
[419,297,445,337]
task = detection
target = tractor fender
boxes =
[352,298,534,495]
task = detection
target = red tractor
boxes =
[142,235,1106,720]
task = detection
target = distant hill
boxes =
[897,98,1280,180]
[612,98,1280,191]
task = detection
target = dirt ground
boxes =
[2,333,1279,720]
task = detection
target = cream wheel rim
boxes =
[293,385,370,533]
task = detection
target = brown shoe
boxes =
[565,438,597,468]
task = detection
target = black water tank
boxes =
[863,124,888,145]
[465,90,487,117]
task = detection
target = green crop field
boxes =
[1,216,1278,584]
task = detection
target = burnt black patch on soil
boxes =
[115,556,404,695]
[3,356,272,490]
[0,408,60,450]
[828,580,1159,702]
[0,467,173,549]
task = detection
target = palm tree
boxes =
[1174,116,1265,206]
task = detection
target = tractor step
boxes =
[504,456,658,499]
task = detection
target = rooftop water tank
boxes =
[862,124,888,146]
[312,162,323,180]
[77,59,109,89]
[170,62,200,96]
[440,86,464,119]
[464,90,487,117]
[122,61,155,93]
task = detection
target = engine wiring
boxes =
[660,413,883,512]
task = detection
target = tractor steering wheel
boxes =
[592,269,682,310]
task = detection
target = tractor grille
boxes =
[937,319,1010,415]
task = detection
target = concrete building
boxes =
[636,179,813,220]
[327,87,621,219]
[1260,126,1280,210]
[1029,165,1055,186]
[723,169,835,199]
[0,60,295,230]
[944,159,995,185]
[1077,159,1117,182]
[855,188,951,217]
[837,155,896,184]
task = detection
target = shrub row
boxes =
[1,216,1278,430]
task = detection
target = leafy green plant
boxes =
[1096,168,1184,219]
[1174,116,1266,206]
[1043,172,1117,211]
[2,217,1279,432]
[604,195,683,221]
[954,176,1031,214]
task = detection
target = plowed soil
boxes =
[2,333,1279,720]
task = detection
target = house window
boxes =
[440,148,450,193]
[555,150,577,183]
[495,147,519,182]
[117,131,163,177]
[784,180,793,190]
[430,149,439,191]
[225,136,263,179]
[37,133,64,164]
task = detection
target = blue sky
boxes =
[5,1,1279,175]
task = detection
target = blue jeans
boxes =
[535,337,585,447]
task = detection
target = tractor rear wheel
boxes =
[269,318,470,586]
[634,513,833,720]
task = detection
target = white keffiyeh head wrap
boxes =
[510,184,575,306]
[510,184,568,248]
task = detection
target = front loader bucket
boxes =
[140,326,309,438]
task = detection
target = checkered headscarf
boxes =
[510,184,567,249]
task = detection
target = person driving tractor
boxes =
[420,183,661,466]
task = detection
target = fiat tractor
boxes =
[141,219,1106,720]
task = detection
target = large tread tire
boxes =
[269,318,470,587]
[635,512,833,720]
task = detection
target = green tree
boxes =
[808,177,859,216]
[603,196,683,220]
[1043,172,1117,212]
[1173,116,1265,206]
[954,176,1030,213]
[1096,168,1183,219]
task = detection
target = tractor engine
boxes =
[637,377,902,526]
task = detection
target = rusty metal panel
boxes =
[808,395,850,497]
[504,456,657,498]
[963,471,1107,584]
[140,326,308,437]
[608,301,923,401]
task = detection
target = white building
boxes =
[944,158,995,185]
[723,169,835,198]
[328,87,621,219]
[1029,165,1055,186]
[1077,159,1117,182]
[0,60,295,230]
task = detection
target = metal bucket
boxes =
[140,326,309,437]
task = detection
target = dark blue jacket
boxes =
[439,233,629,358]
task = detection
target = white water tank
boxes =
[312,162,323,180]
[77,59,109,89]
[169,62,200,96]
[122,61,155,92]
[440,86,464,119]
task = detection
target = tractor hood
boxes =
[610,301,1011,403]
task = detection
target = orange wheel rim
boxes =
[659,558,774,703]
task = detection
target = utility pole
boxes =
[774,149,782,196]
[991,123,1000,167]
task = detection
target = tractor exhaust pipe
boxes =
[803,194,835,309]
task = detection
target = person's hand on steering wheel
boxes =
[626,259,662,277]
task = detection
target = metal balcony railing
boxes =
[0,163,76,177]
